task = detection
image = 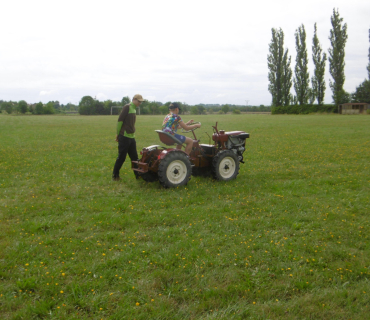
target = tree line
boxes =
[268,8,370,113]
[78,97,271,115]
[0,100,78,115]
[1,96,271,116]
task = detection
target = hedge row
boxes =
[272,104,337,114]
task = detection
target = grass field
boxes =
[0,113,369,319]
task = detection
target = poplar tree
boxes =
[282,52,293,106]
[328,8,348,105]
[268,28,292,107]
[293,24,310,105]
[312,23,327,105]
[367,29,370,79]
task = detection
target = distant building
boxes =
[338,103,370,115]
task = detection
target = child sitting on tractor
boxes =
[162,103,201,154]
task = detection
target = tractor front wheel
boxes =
[158,152,192,188]
[212,150,239,181]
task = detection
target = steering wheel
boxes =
[181,122,201,133]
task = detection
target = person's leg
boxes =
[112,135,130,179]
[174,133,190,154]
[184,137,193,154]
[127,138,140,179]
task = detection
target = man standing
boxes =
[112,94,144,181]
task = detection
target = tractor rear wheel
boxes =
[212,150,239,181]
[158,152,191,188]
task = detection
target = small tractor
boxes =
[132,122,249,188]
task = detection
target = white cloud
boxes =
[96,93,108,101]
[39,90,54,96]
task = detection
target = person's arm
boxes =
[179,121,201,131]
[115,122,123,141]
[185,119,194,125]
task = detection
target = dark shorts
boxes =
[174,133,186,143]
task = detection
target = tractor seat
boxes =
[155,130,183,146]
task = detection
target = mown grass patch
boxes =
[0,114,369,319]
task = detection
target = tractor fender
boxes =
[158,148,188,160]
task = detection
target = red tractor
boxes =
[132,122,249,188]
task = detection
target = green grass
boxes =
[0,113,369,319]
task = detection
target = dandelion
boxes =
[136,302,140,306]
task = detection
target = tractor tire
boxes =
[158,152,192,188]
[212,150,239,181]
[141,171,159,182]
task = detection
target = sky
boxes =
[0,0,369,106]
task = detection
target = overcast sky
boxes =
[1,0,369,106]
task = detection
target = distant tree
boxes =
[197,105,206,114]
[159,105,168,115]
[18,100,28,114]
[35,102,44,114]
[351,79,370,103]
[221,104,230,114]
[312,23,327,105]
[367,29,370,79]
[121,96,130,105]
[190,106,199,115]
[282,53,293,106]
[268,28,292,106]
[291,95,297,105]
[148,102,160,115]
[181,104,189,114]
[44,101,55,114]
[1,101,13,113]
[95,100,106,114]
[341,91,351,104]
[308,88,315,105]
[63,103,77,111]
[53,101,60,110]
[232,108,241,114]
[79,96,96,115]
[104,99,114,113]
[294,25,310,105]
[328,8,348,105]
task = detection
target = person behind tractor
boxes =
[162,102,201,155]
[112,94,144,181]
